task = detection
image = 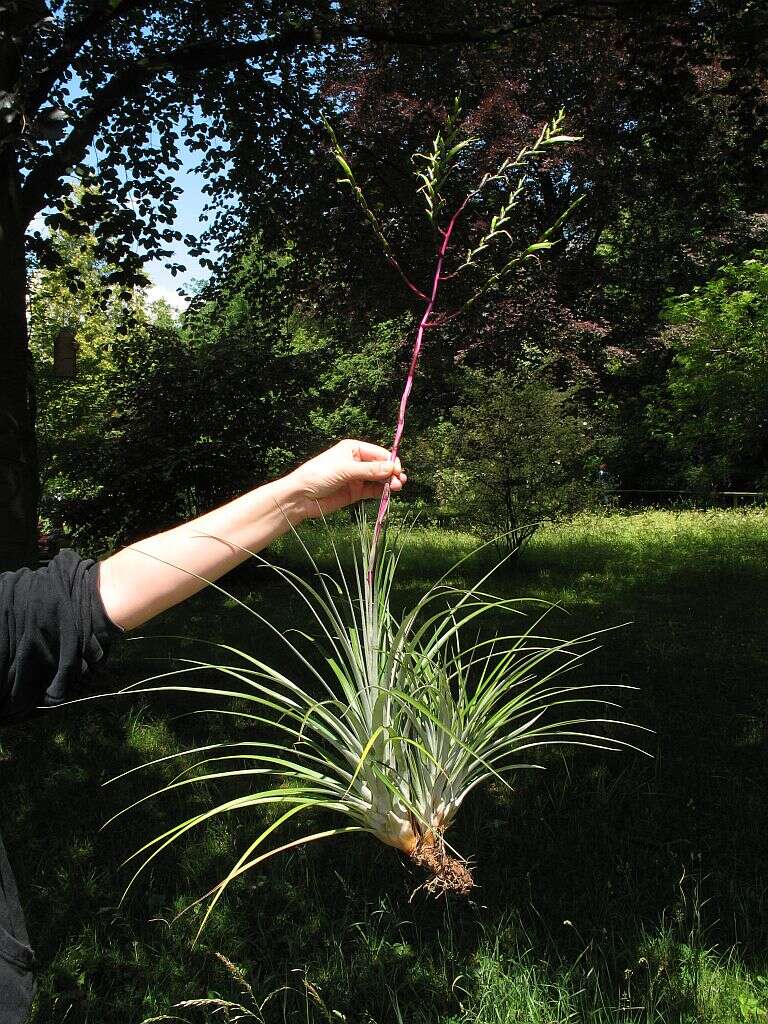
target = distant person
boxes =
[0,439,406,1024]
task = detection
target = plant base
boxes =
[409,830,474,897]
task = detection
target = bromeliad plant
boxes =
[114,520,643,919]
[114,103,644,918]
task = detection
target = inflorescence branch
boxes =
[325,102,583,582]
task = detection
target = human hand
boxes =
[288,439,407,518]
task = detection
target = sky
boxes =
[144,145,211,312]
[142,138,211,309]
[34,72,215,314]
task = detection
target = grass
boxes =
[2,508,767,1022]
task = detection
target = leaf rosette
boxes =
[110,519,647,930]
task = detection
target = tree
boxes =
[644,252,768,491]
[422,367,596,555]
[187,236,405,446]
[228,1,767,484]
[3,1,765,566]
[29,227,314,552]
[1,0,644,570]
[28,218,139,543]
[4,0,757,569]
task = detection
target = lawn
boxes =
[3,510,767,1022]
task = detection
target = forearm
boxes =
[98,473,307,631]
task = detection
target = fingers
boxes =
[346,439,396,464]
[345,455,403,481]
[359,474,407,500]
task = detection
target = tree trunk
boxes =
[0,147,38,571]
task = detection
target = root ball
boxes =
[409,830,474,897]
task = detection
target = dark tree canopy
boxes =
[1,0,766,566]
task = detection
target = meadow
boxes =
[3,509,767,1023]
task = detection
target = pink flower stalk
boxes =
[327,106,583,583]
[368,202,467,583]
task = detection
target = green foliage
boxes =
[646,252,768,490]
[13,0,768,531]
[30,229,310,552]
[291,316,405,444]
[188,237,406,455]
[421,368,597,554]
[29,225,413,553]
[29,221,149,540]
[89,322,303,549]
[325,105,585,576]
[185,243,294,350]
[28,218,142,363]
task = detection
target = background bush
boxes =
[416,367,598,554]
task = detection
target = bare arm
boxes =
[98,440,406,631]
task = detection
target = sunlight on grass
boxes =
[529,508,768,578]
[124,707,178,759]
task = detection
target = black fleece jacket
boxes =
[0,551,122,1023]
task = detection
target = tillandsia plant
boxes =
[113,519,645,924]
[114,103,644,921]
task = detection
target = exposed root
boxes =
[408,829,474,898]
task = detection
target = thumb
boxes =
[347,458,395,481]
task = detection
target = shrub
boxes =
[423,368,597,555]
[646,251,768,491]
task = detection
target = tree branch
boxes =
[26,0,151,115]
[20,1,670,223]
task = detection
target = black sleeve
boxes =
[0,550,123,724]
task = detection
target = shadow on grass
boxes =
[1,511,766,1021]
